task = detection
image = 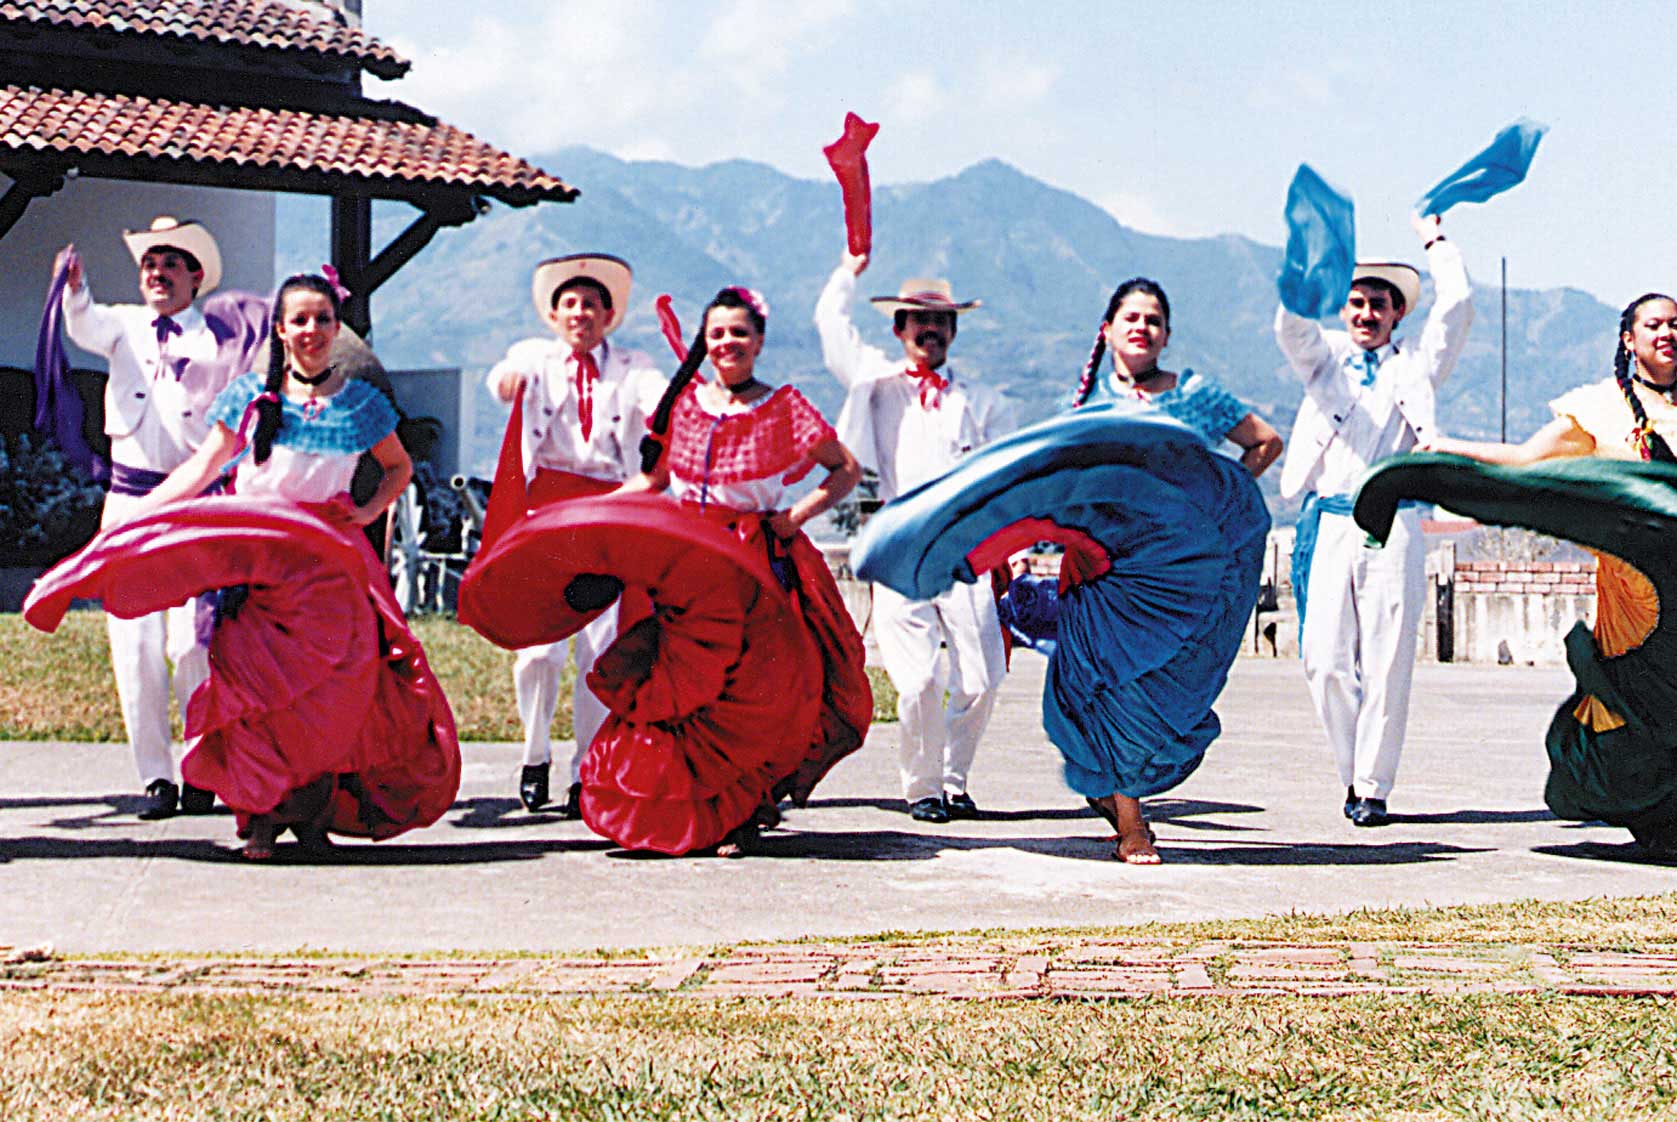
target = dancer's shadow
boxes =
[732,828,1482,867]
[797,796,1267,833]
[0,834,611,866]
[0,793,235,831]
[449,797,580,830]
[1533,841,1677,867]
[1385,808,1556,826]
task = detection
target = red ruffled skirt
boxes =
[25,496,461,839]
[459,493,867,854]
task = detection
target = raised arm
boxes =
[56,246,125,358]
[813,252,890,390]
[1409,213,1475,389]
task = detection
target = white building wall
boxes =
[0,176,275,368]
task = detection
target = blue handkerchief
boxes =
[1415,119,1547,217]
[1278,163,1355,320]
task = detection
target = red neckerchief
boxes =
[909,362,949,410]
[573,349,600,441]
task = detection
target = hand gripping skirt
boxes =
[25,495,461,838]
[853,404,1269,799]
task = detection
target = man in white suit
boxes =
[57,216,262,820]
[815,246,1012,824]
[485,254,666,816]
[1275,213,1473,826]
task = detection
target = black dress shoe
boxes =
[137,779,179,820]
[556,781,584,820]
[1343,786,1358,820]
[1350,797,1390,827]
[519,764,550,812]
[909,796,950,823]
[180,783,216,815]
[944,792,980,820]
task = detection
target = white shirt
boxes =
[61,284,224,472]
[813,266,1013,501]
[1274,238,1474,499]
[485,337,666,483]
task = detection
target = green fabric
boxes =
[1355,453,1677,842]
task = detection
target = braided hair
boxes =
[639,287,767,472]
[253,274,342,465]
[1072,277,1172,408]
[1612,292,1677,463]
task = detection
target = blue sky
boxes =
[367,0,1666,307]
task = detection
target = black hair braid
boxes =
[1072,322,1107,409]
[251,328,287,465]
[639,324,709,472]
[1075,277,1173,409]
[1614,292,1677,464]
[253,273,343,465]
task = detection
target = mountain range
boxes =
[278,147,1621,519]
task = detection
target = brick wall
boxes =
[1452,560,1596,596]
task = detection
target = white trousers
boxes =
[100,491,210,787]
[873,582,1007,803]
[514,603,618,780]
[1301,508,1425,801]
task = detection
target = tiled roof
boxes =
[0,0,409,78]
[0,85,576,205]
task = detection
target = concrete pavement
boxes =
[3,656,1674,954]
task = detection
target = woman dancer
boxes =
[459,287,871,855]
[617,286,872,847]
[1365,292,1677,852]
[857,277,1276,864]
[26,274,460,860]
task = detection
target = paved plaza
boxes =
[3,656,1675,956]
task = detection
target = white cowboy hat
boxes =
[531,253,633,333]
[1351,262,1421,315]
[122,216,221,296]
[869,278,981,317]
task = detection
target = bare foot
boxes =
[1112,793,1160,865]
[716,819,759,858]
[241,816,278,861]
[1116,825,1160,865]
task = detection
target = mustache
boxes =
[913,330,947,347]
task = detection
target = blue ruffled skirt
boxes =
[853,404,1269,798]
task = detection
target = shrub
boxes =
[0,434,103,565]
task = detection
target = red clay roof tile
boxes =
[0,84,575,204]
[0,0,409,77]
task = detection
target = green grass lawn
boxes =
[0,611,897,742]
[7,896,1677,1120]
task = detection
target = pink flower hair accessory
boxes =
[725,286,770,321]
[320,263,352,303]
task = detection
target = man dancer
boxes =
[485,254,665,816]
[56,216,261,819]
[1276,213,1473,826]
[815,247,1012,824]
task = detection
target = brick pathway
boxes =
[6,938,1677,999]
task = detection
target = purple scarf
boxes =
[34,259,107,484]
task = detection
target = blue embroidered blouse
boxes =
[1090,368,1249,448]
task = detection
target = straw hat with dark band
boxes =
[531,254,633,333]
[122,216,222,295]
[869,278,981,317]
[1351,262,1421,313]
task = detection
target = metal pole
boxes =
[1500,256,1508,442]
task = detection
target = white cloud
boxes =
[1095,191,1202,239]
[884,73,947,127]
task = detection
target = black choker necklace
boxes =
[1118,366,1163,386]
[1634,373,1677,399]
[292,366,334,387]
[725,376,764,396]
